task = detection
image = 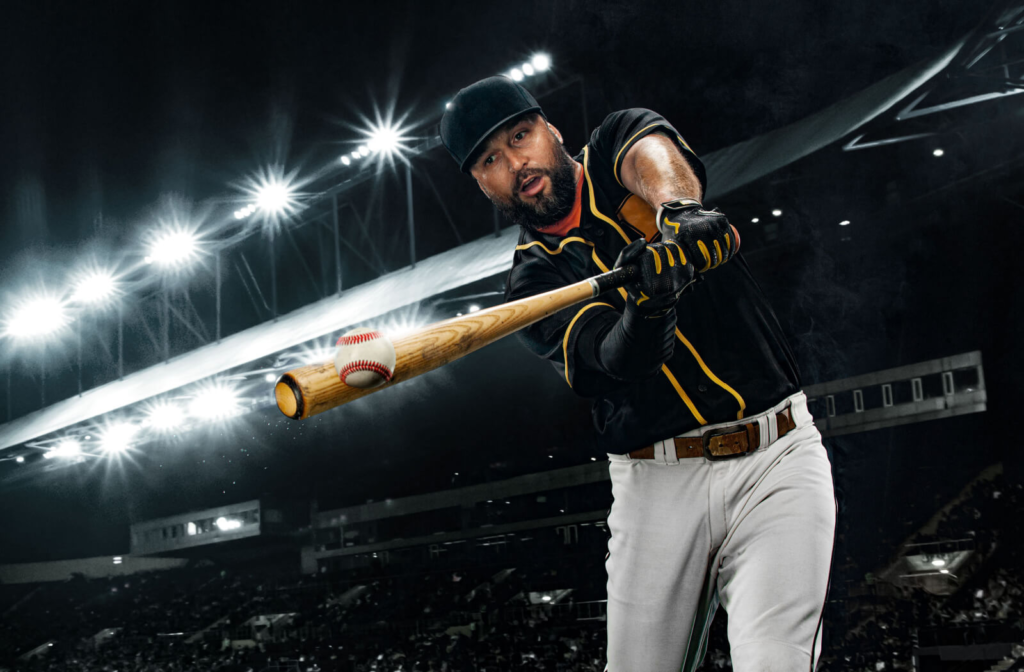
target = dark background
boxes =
[0,0,1018,584]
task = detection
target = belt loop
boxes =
[653,440,666,465]
[767,411,779,444]
[790,391,811,428]
[756,415,770,450]
[663,439,679,465]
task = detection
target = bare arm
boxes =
[618,133,703,208]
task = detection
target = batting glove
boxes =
[613,238,696,317]
[656,198,740,274]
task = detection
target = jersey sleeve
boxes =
[504,251,628,398]
[587,108,707,200]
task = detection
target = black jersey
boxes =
[504,108,801,455]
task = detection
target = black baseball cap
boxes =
[440,76,546,173]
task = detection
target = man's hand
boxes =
[656,199,740,274]
[613,239,696,317]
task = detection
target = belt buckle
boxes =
[701,425,747,461]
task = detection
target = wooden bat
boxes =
[274,265,637,420]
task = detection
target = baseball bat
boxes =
[275,265,638,420]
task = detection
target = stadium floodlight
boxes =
[264,373,276,383]
[351,150,361,159]
[100,422,138,454]
[522,63,535,76]
[357,117,412,165]
[531,53,551,71]
[931,558,946,567]
[146,401,185,431]
[367,125,400,154]
[3,294,69,339]
[148,228,200,267]
[188,381,243,420]
[72,269,117,305]
[238,166,305,230]
[933,148,944,157]
[340,155,351,166]
[255,179,294,215]
[468,304,481,313]
[839,220,851,226]
[16,456,24,463]
[772,209,783,217]
[751,217,760,223]
[46,438,82,460]
[509,68,524,82]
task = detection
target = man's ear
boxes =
[546,122,564,145]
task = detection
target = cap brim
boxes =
[459,106,544,173]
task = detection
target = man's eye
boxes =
[484,155,495,166]
[514,130,527,141]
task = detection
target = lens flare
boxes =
[3,294,69,338]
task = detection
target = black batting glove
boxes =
[613,238,696,317]
[656,198,741,274]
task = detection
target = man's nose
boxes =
[507,150,527,172]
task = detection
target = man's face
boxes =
[469,114,578,231]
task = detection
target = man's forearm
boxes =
[620,133,703,208]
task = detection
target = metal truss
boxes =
[844,2,1024,151]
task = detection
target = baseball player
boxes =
[440,76,836,671]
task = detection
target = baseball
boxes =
[333,328,396,389]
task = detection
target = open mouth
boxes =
[519,175,544,197]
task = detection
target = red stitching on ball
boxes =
[338,359,394,385]
[336,330,382,346]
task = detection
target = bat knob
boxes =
[275,376,305,420]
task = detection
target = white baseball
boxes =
[333,328,396,389]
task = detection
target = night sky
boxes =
[0,0,1017,565]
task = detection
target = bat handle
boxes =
[589,264,638,296]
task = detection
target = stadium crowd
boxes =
[1,470,1019,671]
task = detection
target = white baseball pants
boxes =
[604,391,836,672]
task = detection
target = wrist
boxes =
[624,298,675,321]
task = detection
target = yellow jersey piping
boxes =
[584,146,632,245]
[660,365,707,426]
[674,328,748,420]
[515,237,594,255]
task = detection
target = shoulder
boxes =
[587,109,687,186]
[506,229,596,300]
[588,108,677,156]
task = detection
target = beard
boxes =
[491,142,578,232]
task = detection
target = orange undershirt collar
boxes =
[535,165,584,237]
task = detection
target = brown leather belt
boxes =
[628,408,796,461]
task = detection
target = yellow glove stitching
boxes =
[696,241,712,273]
[646,247,662,274]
